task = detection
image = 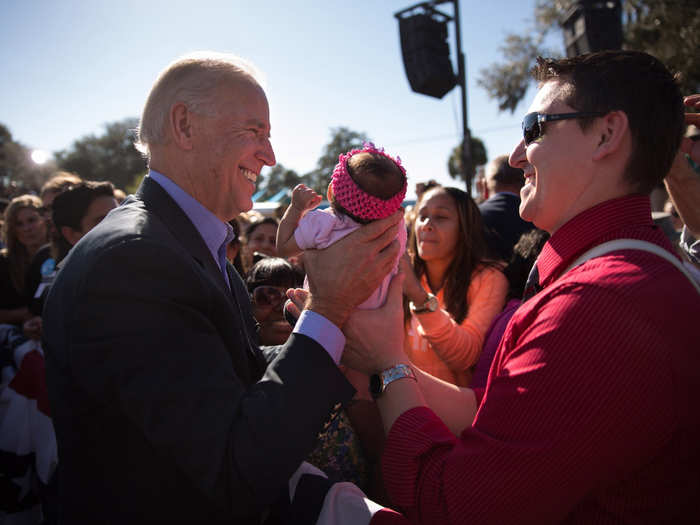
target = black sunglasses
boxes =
[522,111,605,145]
[251,285,287,309]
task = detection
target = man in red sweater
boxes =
[341,50,700,523]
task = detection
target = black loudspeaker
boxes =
[399,14,457,99]
[563,0,623,57]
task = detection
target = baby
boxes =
[276,142,407,309]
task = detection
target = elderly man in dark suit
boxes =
[478,154,534,261]
[42,52,401,524]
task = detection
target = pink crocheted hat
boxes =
[330,142,407,221]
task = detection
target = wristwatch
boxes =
[409,292,439,314]
[369,363,417,400]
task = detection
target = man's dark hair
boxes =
[40,171,82,200]
[52,181,115,231]
[532,50,684,194]
[51,181,115,262]
[488,155,524,188]
[246,257,302,292]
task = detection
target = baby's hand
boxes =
[291,184,322,212]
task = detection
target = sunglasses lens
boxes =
[522,113,541,145]
[253,286,284,308]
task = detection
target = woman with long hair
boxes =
[0,195,48,325]
[402,185,507,386]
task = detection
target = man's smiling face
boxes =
[190,79,276,221]
[509,80,603,233]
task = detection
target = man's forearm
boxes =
[374,364,477,437]
[413,366,477,435]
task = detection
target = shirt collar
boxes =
[536,194,654,288]
[148,170,234,266]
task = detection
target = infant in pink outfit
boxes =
[277,143,407,309]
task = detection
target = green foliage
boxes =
[447,136,488,181]
[55,117,147,191]
[257,164,302,200]
[304,127,369,194]
[477,35,555,113]
[478,0,700,113]
[0,123,53,193]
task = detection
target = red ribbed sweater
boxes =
[382,195,700,523]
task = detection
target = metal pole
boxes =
[452,0,472,194]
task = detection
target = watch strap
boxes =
[369,363,417,399]
[410,293,438,314]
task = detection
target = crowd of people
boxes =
[1,49,699,524]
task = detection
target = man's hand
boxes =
[303,210,402,327]
[291,184,322,214]
[681,95,700,163]
[665,94,700,236]
[342,272,407,375]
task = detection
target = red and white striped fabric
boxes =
[288,462,409,525]
[0,331,57,524]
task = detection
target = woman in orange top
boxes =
[402,186,507,386]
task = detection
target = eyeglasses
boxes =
[251,285,287,309]
[522,111,605,145]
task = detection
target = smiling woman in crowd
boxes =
[0,195,48,326]
[246,256,302,345]
[401,185,507,387]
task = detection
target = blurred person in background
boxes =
[50,181,118,263]
[665,96,700,265]
[0,182,115,525]
[226,218,245,276]
[24,181,118,340]
[39,172,82,211]
[470,228,549,389]
[478,155,534,262]
[245,216,278,264]
[24,172,84,303]
[246,257,301,346]
[401,185,507,387]
[0,195,47,327]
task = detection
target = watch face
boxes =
[427,295,439,311]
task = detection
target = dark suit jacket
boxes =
[43,177,354,524]
[479,192,534,262]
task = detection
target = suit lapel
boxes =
[136,177,230,294]
[135,177,263,380]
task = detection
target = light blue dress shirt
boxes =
[147,171,345,363]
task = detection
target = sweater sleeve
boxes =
[382,283,676,524]
[413,266,508,370]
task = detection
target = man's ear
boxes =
[61,225,84,247]
[169,102,196,150]
[592,110,629,161]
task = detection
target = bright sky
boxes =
[0,0,558,198]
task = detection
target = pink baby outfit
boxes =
[294,207,407,309]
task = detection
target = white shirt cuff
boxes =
[293,309,345,364]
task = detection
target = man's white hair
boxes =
[134,51,264,158]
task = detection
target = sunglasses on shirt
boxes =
[522,111,605,145]
[251,285,287,309]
